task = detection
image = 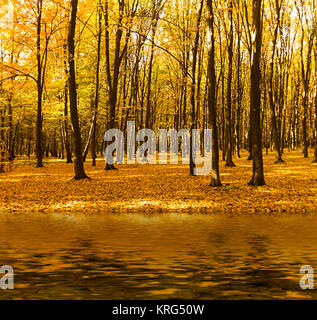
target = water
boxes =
[0,212,316,299]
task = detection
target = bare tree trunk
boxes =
[103,0,116,170]
[189,0,204,175]
[248,0,265,186]
[63,42,73,164]
[313,49,317,162]
[225,0,235,167]
[35,0,44,167]
[103,0,136,170]
[82,107,95,162]
[300,30,313,158]
[207,0,221,187]
[268,0,283,163]
[145,4,158,131]
[144,1,161,160]
[8,96,14,161]
[91,19,100,168]
[68,0,89,180]
[236,0,242,159]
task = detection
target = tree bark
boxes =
[300,29,313,158]
[189,0,204,175]
[207,0,221,186]
[103,0,135,170]
[63,42,73,164]
[248,0,265,186]
[91,0,101,167]
[268,0,284,163]
[225,0,235,167]
[235,0,242,159]
[35,0,44,167]
[313,49,317,162]
[68,0,89,180]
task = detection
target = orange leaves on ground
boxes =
[0,150,316,213]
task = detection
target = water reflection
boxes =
[0,213,316,299]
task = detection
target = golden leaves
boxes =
[0,149,316,213]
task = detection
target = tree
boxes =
[189,0,204,175]
[68,0,89,179]
[313,43,317,163]
[82,0,102,166]
[248,0,265,186]
[224,0,235,167]
[35,0,45,167]
[1,0,316,190]
[207,0,221,186]
[103,0,137,170]
[91,0,102,167]
[296,0,314,158]
[0,0,63,167]
[62,41,73,164]
[267,0,284,163]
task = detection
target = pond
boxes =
[0,212,316,299]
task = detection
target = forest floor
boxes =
[0,149,316,213]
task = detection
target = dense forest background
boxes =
[0,0,316,186]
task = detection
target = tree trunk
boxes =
[189,0,204,175]
[313,50,317,162]
[144,2,159,160]
[300,29,313,159]
[68,0,89,180]
[268,0,283,163]
[235,1,242,159]
[82,2,102,166]
[248,0,265,186]
[35,0,43,168]
[8,96,14,161]
[103,0,132,170]
[225,0,235,167]
[207,0,221,187]
[63,43,73,164]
